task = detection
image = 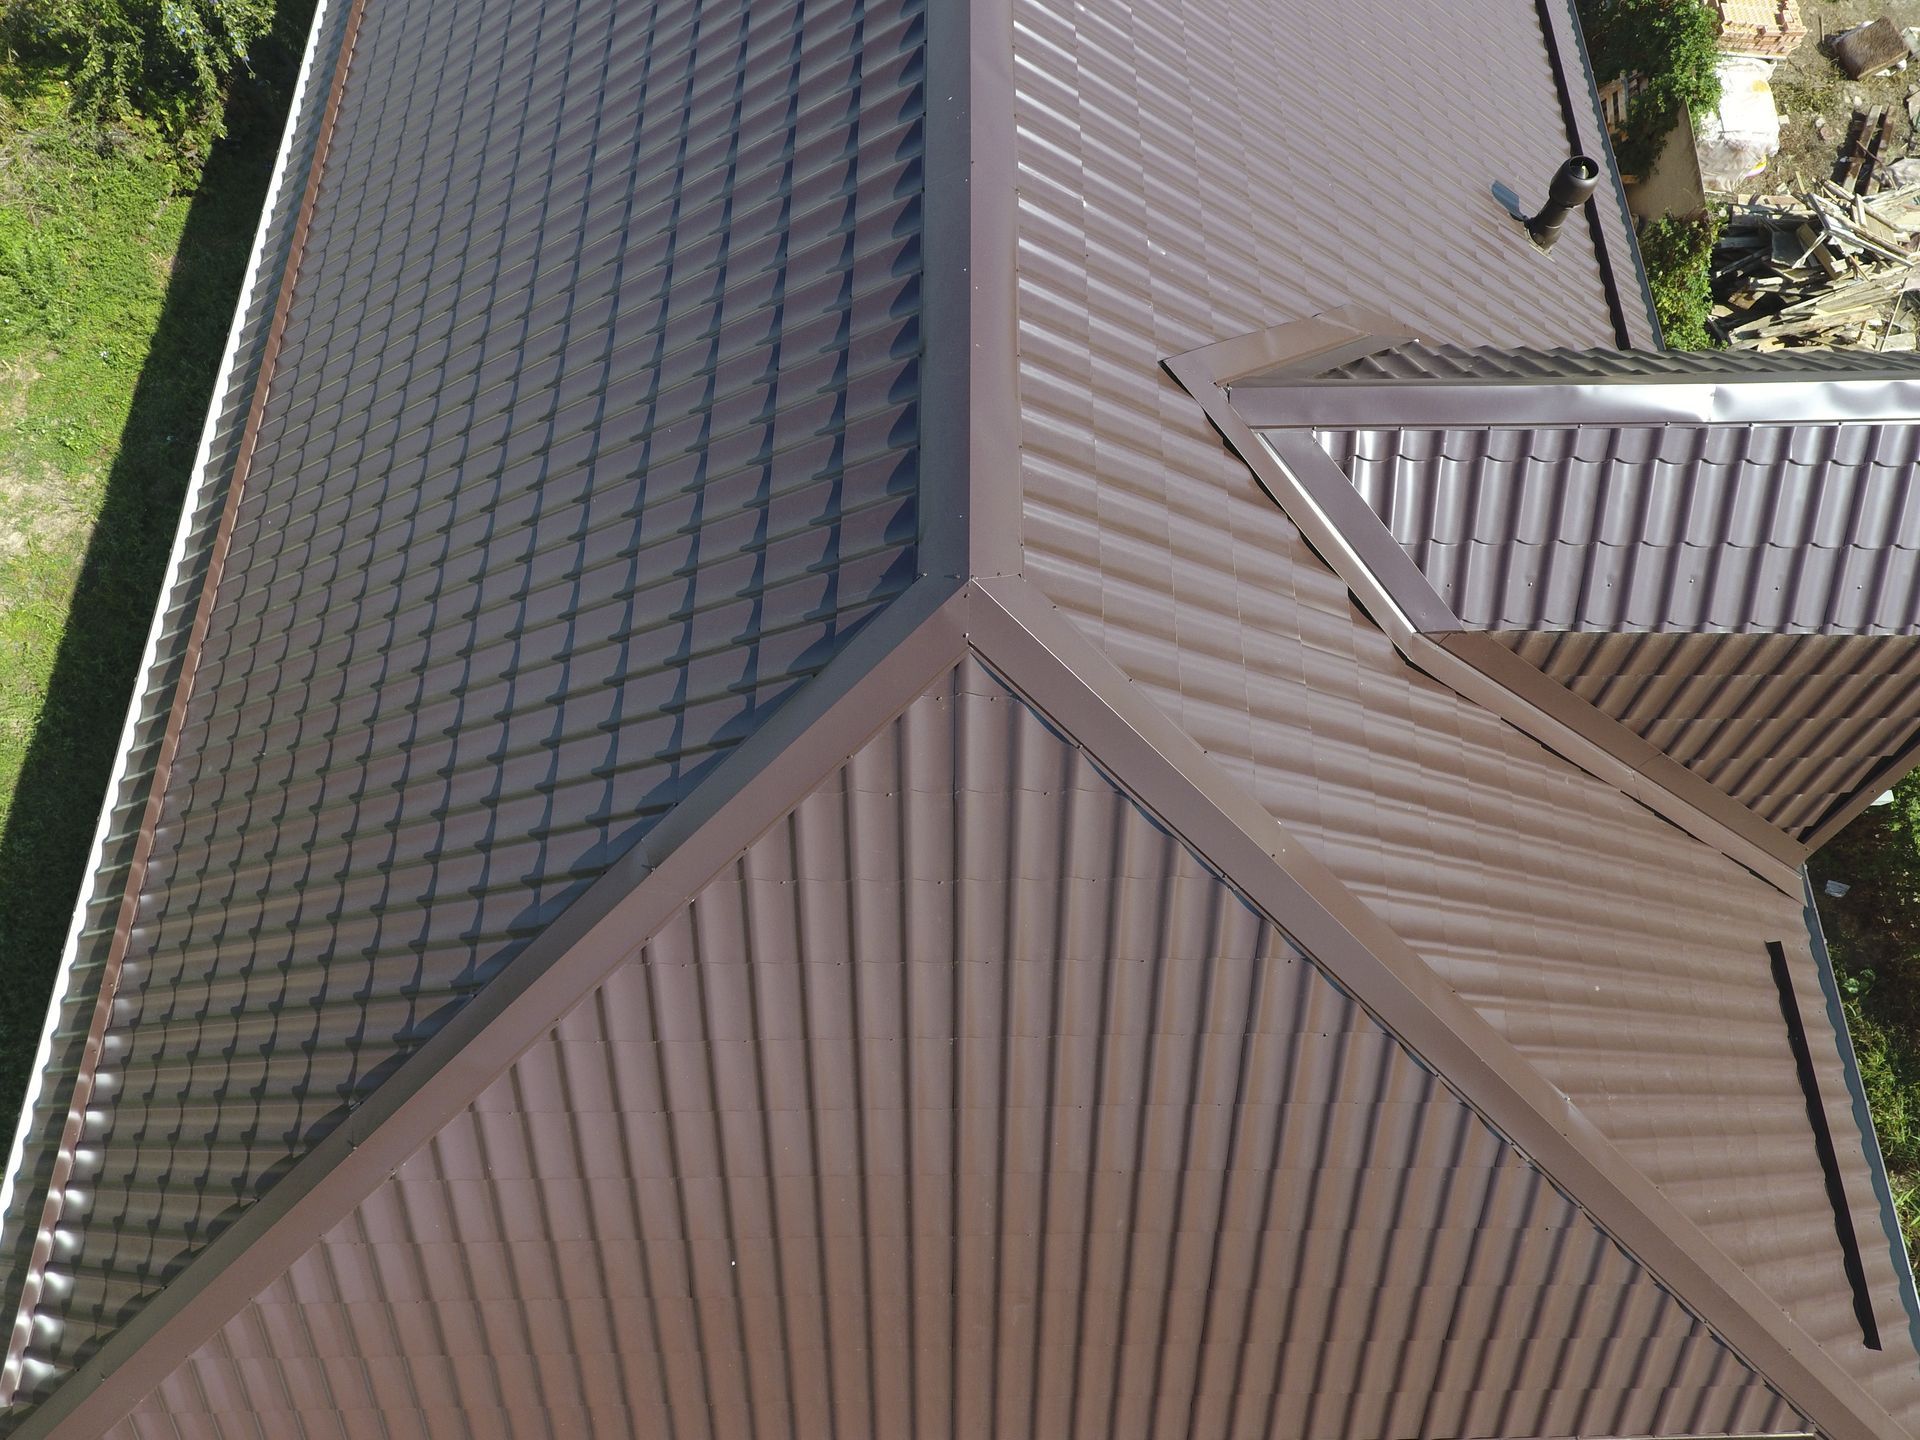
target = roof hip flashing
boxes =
[17,574,1911,1440]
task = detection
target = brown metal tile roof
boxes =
[99,660,1806,1440]
[0,0,367,1361]
[5,0,1918,1429]
[1,0,925,1403]
[1315,338,1920,382]
[1009,0,1920,1422]
[1505,630,1920,837]
[1314,420,1920,634]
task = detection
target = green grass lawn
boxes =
[0,80,208,812]
[0,13,308,1126]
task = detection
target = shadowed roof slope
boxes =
[0,0,924,1404]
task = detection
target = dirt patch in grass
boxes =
[1771,0,1920,188]
[0,356,37,424]
[0,460,87,567]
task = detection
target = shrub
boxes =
[1637,211,1721,349]
[1813,773,1920,1250]
[2,0,276,135]
[1578,0,1724,176]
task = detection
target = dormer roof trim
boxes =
[1165,311,1820,890]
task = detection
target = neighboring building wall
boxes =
[103,661,1802,1440]
[1010,0,1920,1420]
[1625,114,1708,226]
[3,0,925,1402]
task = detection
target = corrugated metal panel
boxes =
[7,0,924,1405]
[1314,421,1920,633]
[1010,0,1920,1422]
[1505,631,1920,838]
[1314,339,1920,382]
[100,660,1804,1440]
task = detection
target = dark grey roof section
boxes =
[1314,338,1920,383]
[1315,421,1920,634]
[2,0,925,1404]
[1503,631,1920,837]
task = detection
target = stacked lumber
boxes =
[1712,183,1920,348]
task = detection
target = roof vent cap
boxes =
[1524,156,1601,251]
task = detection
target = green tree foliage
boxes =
[1637,212,1720,350]
[1578,0,1724,175]
[2,0,275,135]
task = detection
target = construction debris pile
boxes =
[1713,126,1920,349]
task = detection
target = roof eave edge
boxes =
[10,575,973,1440]
[1802,869,1920,1360]
[0,0,352,1404]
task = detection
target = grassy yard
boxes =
[0,10,309,1127]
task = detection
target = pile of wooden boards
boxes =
[1713,181,1920,349]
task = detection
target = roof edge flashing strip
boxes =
[1254,429,1460,636]
[1166,332,1809,894]
[1802,871,1920,1361]
[1164,308,1432,391]
[0,0,347,1407]
[1767,937,1883,1350]
[1232,377,1920,430]
[1534,0,1653,346]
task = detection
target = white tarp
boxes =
[1695,55,1781,191]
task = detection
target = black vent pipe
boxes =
[1525,156,1601,251]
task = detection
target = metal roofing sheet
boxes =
[0,0,364,1383]
[1504,630,1920,838]
[1315,421,1920,634]
[1010,0,1920,1421]
[4,0,924,1404]
[101,659,1804,1440]
[1316,339,1920,382]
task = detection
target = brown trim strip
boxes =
[966,575,1903,1440]
[1768,939,1882,1350]
[0,0,370,1404]
[10,578,972,1440]
[1528,0,1634,349]
[1164,320,1807,894]
[914,0,971,582]
[1430,632,1810,881]
[964,0,1023,579]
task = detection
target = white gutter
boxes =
[0,0,339,1400]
